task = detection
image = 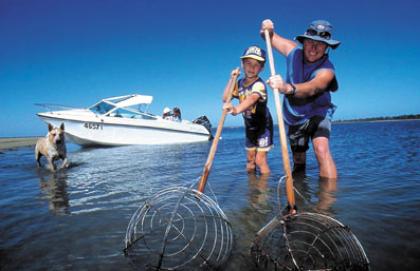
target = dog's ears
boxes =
[48,123,53,131]
[60,123,65,131]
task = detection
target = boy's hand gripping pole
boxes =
[197,68,240,193]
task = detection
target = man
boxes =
[261,19,340,180]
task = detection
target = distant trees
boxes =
[334,114,420,123]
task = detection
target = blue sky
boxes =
[1,0,419,137]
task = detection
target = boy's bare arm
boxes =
[222,69,240,102]
[232,93,260,115]
[222,82,233,102]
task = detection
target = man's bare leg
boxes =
[313,137,337,180]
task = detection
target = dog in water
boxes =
[35,123,68,172]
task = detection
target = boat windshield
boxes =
[108,108,156,120]
[90,102,115,115]
[89,96,155,119]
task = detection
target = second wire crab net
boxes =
[250,178,370,271]
[124,185,233,270]
[251,212,370,271]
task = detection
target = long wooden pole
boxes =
[197,68,240,193]
[263,29,296,210]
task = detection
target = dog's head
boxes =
[48,123,65,145]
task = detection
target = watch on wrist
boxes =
[232,107,238,115]
[289,83,297,95]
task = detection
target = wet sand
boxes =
[0,137,40,151]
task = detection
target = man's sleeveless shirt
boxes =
[284,47,338,125]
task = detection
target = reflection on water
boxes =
[275,172,338,216]
[248,174,271,214]
[316,178,337,214]
[37,171,70,215]
[0,120,419,270]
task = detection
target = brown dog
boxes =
[35,123,68,172]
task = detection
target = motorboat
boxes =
[36,94,212,146]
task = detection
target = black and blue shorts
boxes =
[287,115,331,153]
[245,116,274,152]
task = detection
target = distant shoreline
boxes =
[333,118,420,124]
[0,137,40,151]
[334,114,420,124]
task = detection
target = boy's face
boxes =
[242,58,263,80]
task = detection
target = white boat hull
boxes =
[37,113,211,146]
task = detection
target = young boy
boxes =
[223,45,273,175]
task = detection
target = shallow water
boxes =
[0,120,419,270]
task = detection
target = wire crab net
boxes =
[250,177,370,271]
[124,185,233,271]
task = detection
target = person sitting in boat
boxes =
[172,107,182,122]
[162,107,172,120]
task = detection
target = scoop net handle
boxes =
[263,29,296,209]
[197,68,240,193]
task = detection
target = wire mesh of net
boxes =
[124,186,233,270]
[251,212,370,271]
[251,177,370,271]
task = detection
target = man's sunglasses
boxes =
[305,29,331,40]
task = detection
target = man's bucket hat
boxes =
[240,45,266,62]
[295,20,341,49]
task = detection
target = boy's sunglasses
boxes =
[305,29,331,40]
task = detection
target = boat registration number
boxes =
[84,122,103,130]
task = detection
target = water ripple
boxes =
[0,121,419,270]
